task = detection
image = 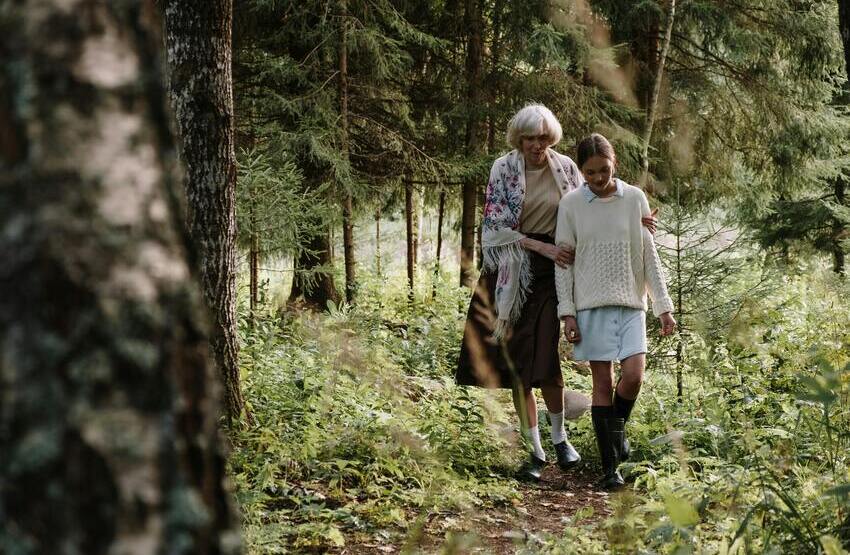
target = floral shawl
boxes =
[481,148,582,340]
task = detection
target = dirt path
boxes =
[341,465,611,554]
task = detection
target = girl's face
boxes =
[520,133,550,166]
[581,154,616,196]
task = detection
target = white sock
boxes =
[549,411,566,445]
[523,425,546,460]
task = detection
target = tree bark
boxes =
[640,0,677,187]
[375,206,382,276]
[339,0,357,302]
[433,190,446,299]
[835,178,846,275]
[289,229,341,308]
[835,0,850,276]
[460,0,484,287]
[249,194,259,324]
[840,0,850,79]
[486,0,505,154]
[406,179,415,301]
[675,198,684,401]
[164,0,247,426]
[0,1,239,551]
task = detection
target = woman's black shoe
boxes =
[517,453,546,482]
[591,413,625,491]
[553,440,581,470]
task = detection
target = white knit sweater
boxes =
[554,180,674,318]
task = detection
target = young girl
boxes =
[554,133,676,490]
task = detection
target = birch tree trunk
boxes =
[0,1,239,551]
[640,0,677,187]
[164,0,247,425]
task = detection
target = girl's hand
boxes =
[641,207,659,235]
[562,316,581,343]
[545,244,574,268]
[659,312,676,336]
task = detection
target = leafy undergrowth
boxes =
[229,266,850,554]
[229,271,524,552]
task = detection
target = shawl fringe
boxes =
[482,242,533,341]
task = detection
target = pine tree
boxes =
[234,0,443,307]
[164,0,248,424]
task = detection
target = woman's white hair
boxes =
[505,103,563,149]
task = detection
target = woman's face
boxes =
[581,154,616,196]
[520,133,550,166]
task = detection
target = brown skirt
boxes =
[455,235,563,390]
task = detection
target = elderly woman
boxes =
[456,104,655,482]
[456,104,583,481]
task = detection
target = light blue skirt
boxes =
[573,306,646,362]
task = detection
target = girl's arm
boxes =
[638,194,675,325]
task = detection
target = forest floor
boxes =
[339,465,612,554]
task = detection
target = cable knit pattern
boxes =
[554,180,674,318]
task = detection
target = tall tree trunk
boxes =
[675,188,684,401]
[0,1,239,551]
[415,187,424,268]
[486,0,505,154]
[406,179,415,301]
[840,0,850,77]
[640,0,677,188]
[375,206,383,276]
[460,0,484,287]
[249,194,259,324]
[433,190,446,299]
[835,178,847,275]
[164,0,247,426]
[835,0,850,276]
[339,0,357,301]
[289,229,341,307]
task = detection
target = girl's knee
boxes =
[595,380,614,397]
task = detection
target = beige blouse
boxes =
[519,165,560,236]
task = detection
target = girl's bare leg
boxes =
[616,353,645,400]
[590,361,615,405]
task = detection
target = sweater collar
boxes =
[582,178,624,202]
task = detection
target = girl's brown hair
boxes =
[576,133,616,169]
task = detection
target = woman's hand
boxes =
[659,312,677,336]
[562,316,581,343]
[545,244,575,268]
[641,207,659,235]
[520,238,574,267]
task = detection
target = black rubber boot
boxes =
[517,453,547,482]
[553,440,581,470]
[613,391,636,462]
[591,408,625,490]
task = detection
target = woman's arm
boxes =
[520,237,574,267]
[554,200,577,319]
[641,207,659,234]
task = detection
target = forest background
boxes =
[2,0,850,554]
